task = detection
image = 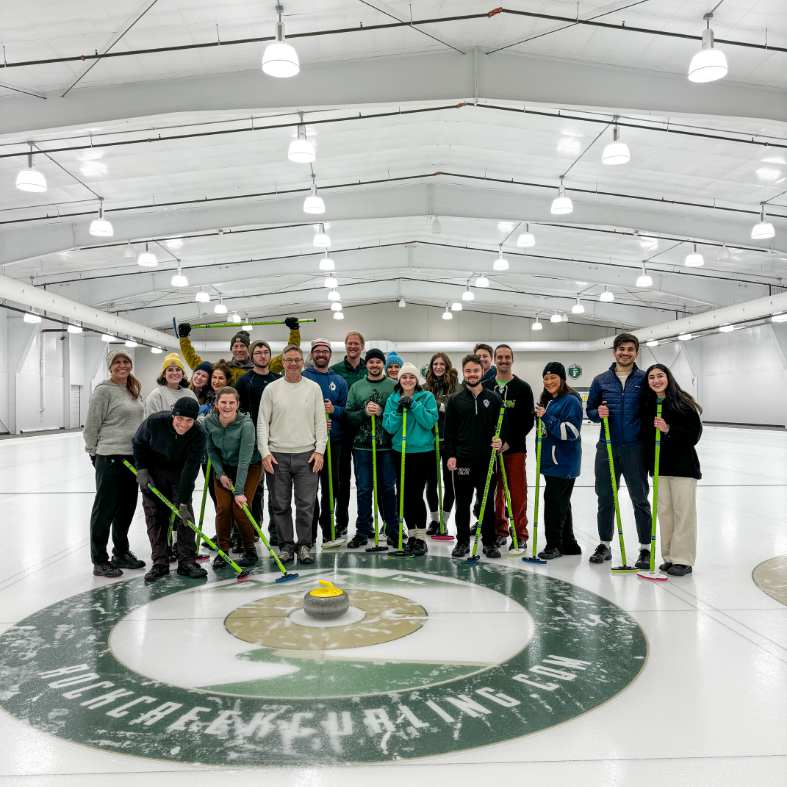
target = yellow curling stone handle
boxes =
[310,580,344,598]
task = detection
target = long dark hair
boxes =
[538,379,577,409]
[210,360,233,391]
[644,364,703,414]
[425,352,458,393]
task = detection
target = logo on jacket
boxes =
[483,399,490,408]
[329,382,336,391]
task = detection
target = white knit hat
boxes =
[397,362,420,381]
[106,348,132,370]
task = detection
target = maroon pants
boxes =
[495,452,529,541]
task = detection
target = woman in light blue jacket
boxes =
[535,362,583,560]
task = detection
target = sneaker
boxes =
[412,539,428,556]
[144,564,169,582]
[237,548,259,567]
[112,550,145,569]
[451,542,470,558]
[426,522,439,536]
[297,546,314,564]
[589,544,612,564]
[279,549,294,564]
[483,545,502,558]
[561,540,582,556]
[93,561,123,578]
[494,534,507,548]
[212,554,228,569]
[667,564,692,576]
[659,561,674,572]
[167,544,177,563]
[538,546,563,560]
[635,549,651,570]
[402,536,417,555]
[509,540,527,553]
[205,537,218,551]
[177,563,207,579]
[347,534,368,549]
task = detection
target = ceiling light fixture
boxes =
[137,243,157,267]
[123,242,135,259]
[685,244,704,267]
[89,199,113,237]
[475,275,489,288]
[16,145,47,192]
[551,177,573,215]
[599,288,614,302]
[332,301,343,311]
[678,333,692,341]
[516,223,536,248]
[171,264,188,287]
[431,217,442,234]
[771,313,787,323]
[462,286,474,301]
[442,306,453,320]
[717,244,731,260]
[288,123,315,163]
[313,223,330,247]
[303,177,325,214]
[334,311,344,320]
[195,288,210,303]
[532,316,543,331]
[23,309,41,324]
[214,297,228,314]
[602,124,630,165]
[561,313,569,322]
[150,347,163,354]
[328,290,341,301]
[451,301,462,312]
[493,248,509,271]
[230,312,242,324]
[550,312,562,323]
[319,250,335,271]
[646,340,659,347]
[323,274,338,288]
[636,263,653,288]
[101,333,114,342]
[398,298,406,308]
[125,339,138,348]
[67,324,82,334]
[572,298,585,314]
[752,206,775,240]
[719,324,735,333]
[262,4,299,78]
[688,15,728,83]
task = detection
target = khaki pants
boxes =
[658,476,697,566]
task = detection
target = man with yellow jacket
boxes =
[177,317,301,383]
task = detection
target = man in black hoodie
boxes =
[444,354,508,559]
[132,397,207,582]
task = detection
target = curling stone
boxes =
[303,580,350,620]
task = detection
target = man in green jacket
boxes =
[343,348,398,548]
[330,331,368,535]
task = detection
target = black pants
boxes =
[141,463,197,568]
[452,456,497,547]
[425,446,455,513]
[543,476,577,550]
[393,450,433,531]
[312,439,341,541]
[89,454,139,565]
[335,429,355,529]
[201,462,217,511]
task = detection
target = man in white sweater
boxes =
[257,344,327,564]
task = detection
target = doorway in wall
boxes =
[70,385,82,429]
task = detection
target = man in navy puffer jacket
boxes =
[586,333,652,568]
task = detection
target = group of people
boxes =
[83,322,703,583]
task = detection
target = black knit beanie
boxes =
[172,396,199,419]
[230,330,251,349]
[542,362,566,380]
[365,348,386,363]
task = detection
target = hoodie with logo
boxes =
[302,365,348,441]
[443,386,509,461]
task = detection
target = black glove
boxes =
[136,468,152,496]
[397,396,413,413]
[178,322,191,338]
[284,316,299,330]
[89,454,96,467]
[178,504,194,525]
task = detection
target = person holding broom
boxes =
[535,363,583,560]
[641,364,703,577]
[383,363,439,556]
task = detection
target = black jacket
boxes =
[234,369,280,425]
[132,411,206,504]
[483,375,534,454]
[640,398,702,479]
[444,386,508,460]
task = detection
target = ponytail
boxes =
[126,373,142,400]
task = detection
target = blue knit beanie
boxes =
[385,350,403,370]
[194,361,214,375]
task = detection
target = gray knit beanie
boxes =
[106,348,133,370]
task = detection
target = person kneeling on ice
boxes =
[203,386,263,571]
[535,363,583,560]
[642,364,703,577]
[383,363,439,555]
[132,397,208,582]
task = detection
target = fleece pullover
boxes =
[143,385,197,418]
[203,411,262,491]
[443,386,509,461]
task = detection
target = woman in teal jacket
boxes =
[383,363,438,555]
[203,386,262,569]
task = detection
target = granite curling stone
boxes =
[303,580,350,619]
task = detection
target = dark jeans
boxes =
[312,439,341,541]
[393,450,433,531]
[89,454,138,565]
[140,463,196,568]
[453,456,497,547]
[335,429,356,529]
[425,445,455,513]
[544,476,577,549]
[595,442,652,544]
[265,451,320,552]
[354,448,398,538]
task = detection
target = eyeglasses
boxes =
[283,358,303,364]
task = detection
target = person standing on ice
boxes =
[586,332,652,568]
[143,353,197,417]
[132,397,208,583]
[83,349,147,578]
[641,364,703,577]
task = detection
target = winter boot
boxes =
[112,549,145,569]
[589,544,612,564]
[237,548,259,567]
[177,563,207,579]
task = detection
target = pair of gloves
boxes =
[396,396,414,414]
[177,316,299,338]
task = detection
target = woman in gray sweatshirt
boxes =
[83,349,147,578]
[144,353,197,416]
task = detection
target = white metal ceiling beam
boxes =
[0,50,783,138]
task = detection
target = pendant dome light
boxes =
[442,306,453,320]
[398,298,406,308]
[719,324,735,333]
[602,124,630,165]
[550,312,562,323]
[551,177,573,215]
[636,263,653,288]
[678,333,692,341]
[331,301,343,311]
[123,242,135,259]
[474,275,489,288]
[101,333,114,342]
[214,297,228,314]
[333,311,345,320]
[89,199,113,237]
[150,347,163,354]
[195,288,211,303]
[230,312,242,323]
[451,301,463,311]
[685,244,704,267]
[462,286,474,301]
[288,122,315,164]
[646,340,659,347]
[262,5,299,78]
[328,289,341,302]
[431,217,442,234]
[171,264,188,287]
[561,313,569,322]
[752,206,775,240]
[303,176,325,214]
[516,224,536,248]
[688,16,728,83]
[319,250,335,271]
[125,339,138,348]
[717,244,731,260]
[313,223,331,248]
[137,243,157,267]
[493,248,509,271]
[16,145,47,192]
[599,288,614,302]
[532,316,543,331]
[323,274,338,288]
[572,298,585,314]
